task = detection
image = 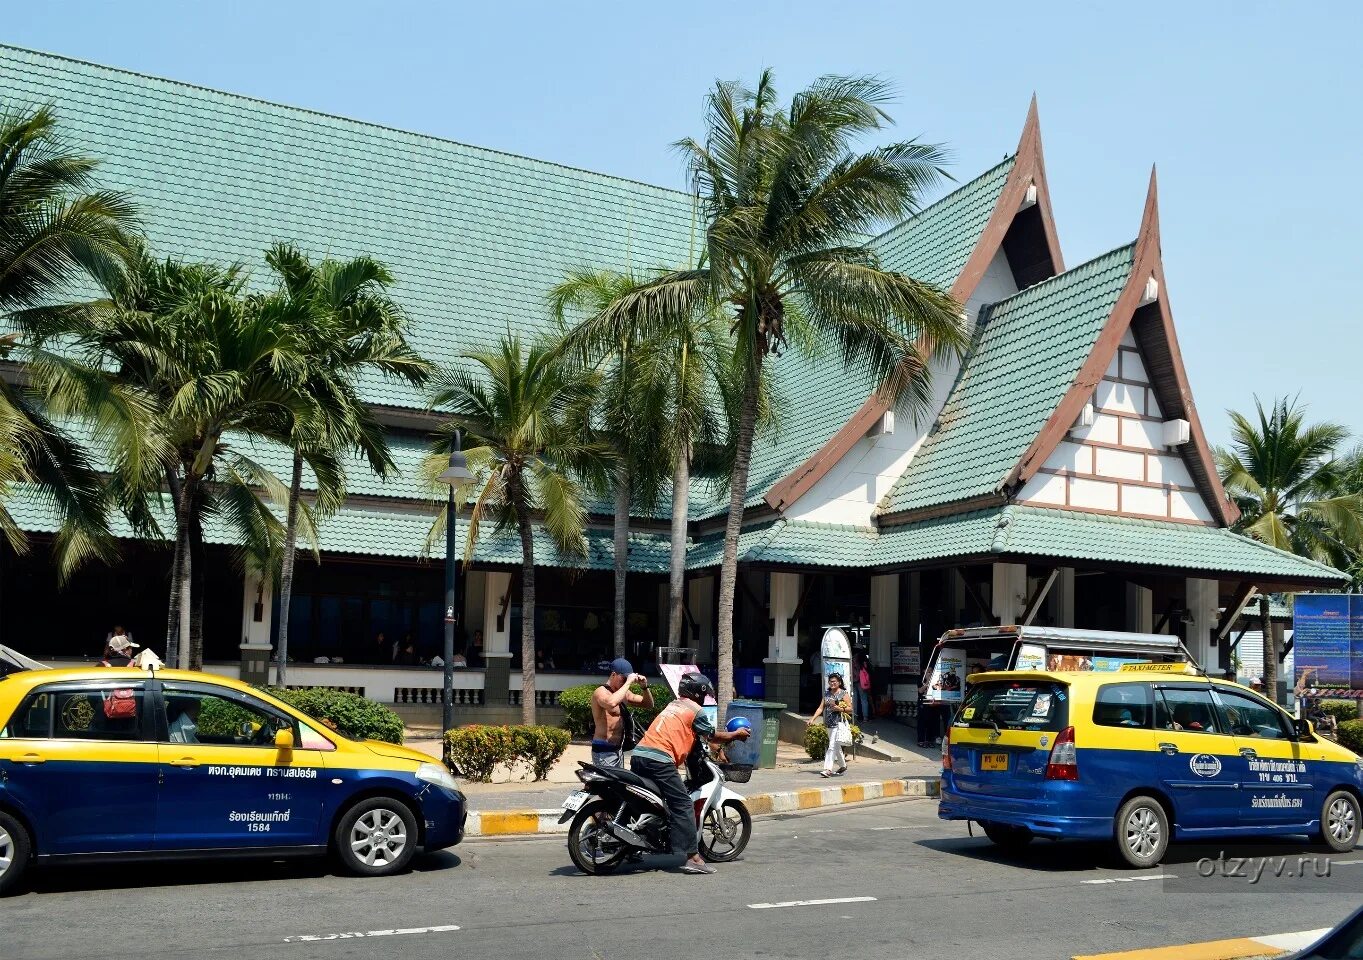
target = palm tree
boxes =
[427,335,610,724]
[1217,397,1363,695]
[0,102,139,576]
[25,246,313,669]
[554,73,968,708]
[552,269,730,652]
[262,244,433,686]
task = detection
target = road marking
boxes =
[748,896,877,910]
[283,925,460,943]
[1331,858,1363,865]
[1079,874,1175,885]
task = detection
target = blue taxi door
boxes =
[154,683,327,850]
[0,680,158,854]
[1153,685,1242,831]
[1212,686,1315,827]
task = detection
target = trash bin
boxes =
[724,699,787,769]
[735,668,764,698]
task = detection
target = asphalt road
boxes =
[3,799,1360,960]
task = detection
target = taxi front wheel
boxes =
[1114,796,1169,868]
[334,798,419,877]
[1316,790,1360,853]
[0,811,32,895]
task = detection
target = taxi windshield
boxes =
[957,680,1069,732]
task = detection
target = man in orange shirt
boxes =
[631,673,751,874]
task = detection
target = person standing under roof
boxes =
[590,657,652,768]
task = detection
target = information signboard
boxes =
[1292,595,1363,690]
[891,645,920,677]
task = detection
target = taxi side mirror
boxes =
[1293,717,1317,742]
[275,727,295,752]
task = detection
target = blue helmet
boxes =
[726,716,753,733]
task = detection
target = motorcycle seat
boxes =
[585,763,663,797]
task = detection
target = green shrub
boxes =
[444,725,515,782]
[1338,719,1363,756]
[803,722,863,761]
[511,725,572,780]
[1319,700,1360,724]
[262,687,404,744]
[197,697,258,739]
[558,681,674,738]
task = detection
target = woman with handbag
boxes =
[806,672,853,777]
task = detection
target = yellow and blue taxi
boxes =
[938,665,1363,866]
[0,666,465,893]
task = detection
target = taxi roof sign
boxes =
[1117,662,1194,673]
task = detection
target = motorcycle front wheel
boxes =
[698,800,751,862]
[568,799,629,875]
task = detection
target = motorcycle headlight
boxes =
[416,762,460,792]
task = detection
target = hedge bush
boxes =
[1337,719,1363,756]
[804,722,863,760]
[443,724,571,782]
[558,681,674,738]
[262,687,405,744]
[197,696,258,740]
[1319,700,1360,724]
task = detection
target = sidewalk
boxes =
[1073,927,1329,960]
[404,720,943,835]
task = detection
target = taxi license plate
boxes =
[980,753,1008,772]
[562,791,590,811]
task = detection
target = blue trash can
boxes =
[724,699,786,768]
[735,668,764,698]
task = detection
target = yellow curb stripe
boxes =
[1073,937,1284,960]
[478,811,542,835]
[747,795,774,815]
[840,785,864,803]
[796,788,823,809]
[881,779,904,798]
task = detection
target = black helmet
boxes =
[678,672,714,704]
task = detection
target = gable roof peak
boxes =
[1136,164,1162,262]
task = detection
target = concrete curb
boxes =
[1072,927,1328,960]
[465,776,940,837]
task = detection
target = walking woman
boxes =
[806,672,853,777]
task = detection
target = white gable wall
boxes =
[787,249,1018,525]
[1018,330,1218,524]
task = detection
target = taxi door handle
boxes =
[1158,742,1179,755]
[168,758,200,768]
[1239,747,1257,759]
[17,753,45,764]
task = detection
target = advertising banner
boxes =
[925,647,966,702]
[891,645,921,677]
[1293,595,1363,690]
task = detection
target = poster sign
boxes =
[1293,595,1363,690]
[925,647,966,702]
[659,663,717,726]
[820,628,852,696]
[1015,643,1046,672]
[891,645,921,677]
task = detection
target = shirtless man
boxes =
[590,657,654,767]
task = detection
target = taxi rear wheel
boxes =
[334,798,419,877]
[0,811,32,895]
[1114,796,1168,868]
[1316,790,1360,853]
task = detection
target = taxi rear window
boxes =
[956,680,1069,732]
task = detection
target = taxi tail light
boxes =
[942,725,952,772]
[1044,726,1078,781]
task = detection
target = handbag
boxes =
[103,688,137,720]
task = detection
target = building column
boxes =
[764,572,802,707]
[1054,568,1076,627]
[992,562,1028,625]
[482,571,514,706]
[687,575,715,664]
[1184,578,1219,670]
[869,574,899,668]
[1125,583,1153,633]
[239,572,273,684]
[464,569,487,651]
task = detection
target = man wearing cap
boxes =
[590,658,653,768]
[100,626,139,667]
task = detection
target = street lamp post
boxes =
[437,432,472,735]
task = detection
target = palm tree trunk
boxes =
[164,468,184,652]
[189,517,205,670]
[517,501,537,726]
[667,444,689,647]
[171,469,197,669]
[276,453,304,687]
[1260,594,1278,704]
[717,360,762,716]
[613,469,630,658]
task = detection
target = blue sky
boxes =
[7,1,1361,451]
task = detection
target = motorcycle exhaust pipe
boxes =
[605,820,648,848]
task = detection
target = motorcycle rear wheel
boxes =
[568,800,629,875]
[699,800,751,862]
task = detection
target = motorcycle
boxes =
[560,741,753,874]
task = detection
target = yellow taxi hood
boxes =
[363,740,435,766]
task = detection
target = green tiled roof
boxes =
[686,518,879,569]
[872,157,1015,288]
[876,504,1347,584]
[703,159,1018,518]
[0,46,700,411]
[880,244,1136,517]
